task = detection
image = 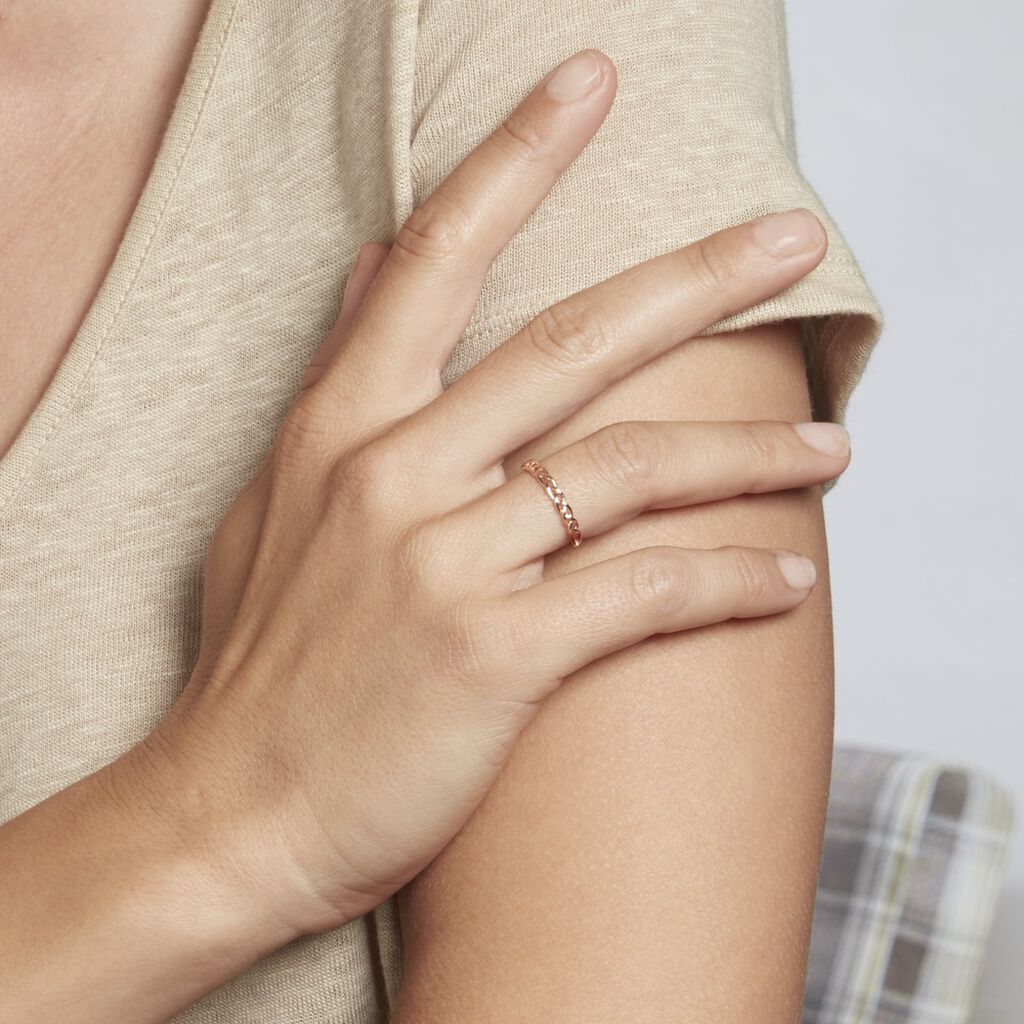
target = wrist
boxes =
[0,745,305,1022]
[106,725,309,954]
[115,708,349,942]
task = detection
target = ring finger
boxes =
[446,418,850,576]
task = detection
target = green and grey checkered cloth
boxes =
[804,746,1015,1024]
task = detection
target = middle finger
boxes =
[399,209,828,482]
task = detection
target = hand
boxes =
[122,48,849,940]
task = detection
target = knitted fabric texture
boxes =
[0,1,883,1020]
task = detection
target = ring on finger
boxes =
[521,459,583,548]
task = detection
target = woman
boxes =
[0,1,883,1021]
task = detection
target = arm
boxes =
[393,318,833,1021]
[390,1,881,1019]
[0,752,297,1021]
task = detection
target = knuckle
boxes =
[684,238,740,293]
[326,439,402,510]
[492,109,550,164]
[392,194,470,265]
[276,395,336,465]
[738,420,784,472]
[526,299,614,368]
[587,420,657,489]
[730,546,773,602]
[392,518,451,594]
[627,548,690,611]
[385,523,509,697]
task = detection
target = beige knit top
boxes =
[0,0,883,1020]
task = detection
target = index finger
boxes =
[316,49,617,411]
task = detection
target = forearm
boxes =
[0,743,297,1023]
[392,320,834,1021]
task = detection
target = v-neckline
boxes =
[0,0,239,513]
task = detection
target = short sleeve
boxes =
[408,0,884,437]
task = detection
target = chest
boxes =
[0,14,203,459]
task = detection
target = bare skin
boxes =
[0,0,212,458]
[1,14,846,1024]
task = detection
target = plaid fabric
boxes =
[804,745,1016,1024]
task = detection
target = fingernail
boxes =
[545,50,603,104]
[751,208,826,257]
[775,551,817,591]
[792,421,850,457]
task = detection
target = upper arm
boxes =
[392,320,834,1022]
[391,2,882,1019]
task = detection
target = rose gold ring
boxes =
[520,459,583,548]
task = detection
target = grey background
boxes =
[785,1,1023,1019]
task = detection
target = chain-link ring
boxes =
[520,459,583,548]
